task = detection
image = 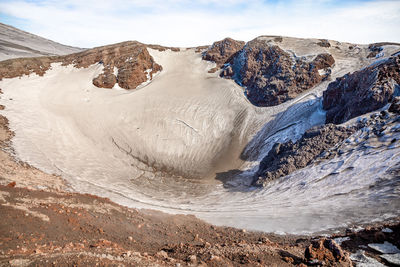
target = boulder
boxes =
[389,97,400,114]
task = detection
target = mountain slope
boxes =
[1,31,400,235]
[0,22,83,61]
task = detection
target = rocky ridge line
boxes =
[0,41,168,90]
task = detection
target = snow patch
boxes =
[381,254,400,265]
[368,241,400,254]
[333,236,350,245]
[350,250,386,267]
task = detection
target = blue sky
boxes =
[0,0,399,48]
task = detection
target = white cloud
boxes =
[0,0,399,48]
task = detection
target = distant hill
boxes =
[0,22,84,61]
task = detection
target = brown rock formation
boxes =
[313,53,335,70]
[222,39,335,107]
[202,37,245,71]
[92,72,117,89]
[254,124,355,186]
[147,44,180,52]
[323,55,400,124]
[0,41,162,90]
[305,239,351,266]
[317,39,331,48]
[63,41,162,89]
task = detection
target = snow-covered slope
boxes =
[1,35,399,234]
[0,22,83,61]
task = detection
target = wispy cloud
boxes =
[0,0,399,48]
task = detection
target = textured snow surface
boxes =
[368,242,400,254]
[350,250,386,267]
[381,253,400,265]
[333,237,350,245]
[1,47,400,234]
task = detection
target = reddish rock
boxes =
[7,181,16,188]
[202,37,245,70]
[92,72,117,89]
[60,42,162,90]
[323,55,400,124]
[222,38,335,107]
[305,238,351,266]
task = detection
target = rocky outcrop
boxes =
[367,42,400,58]
[0,41,162,90]
[323,55,400,124]
[389,97,400,114]
[147,44,180,52]
[202,38,245,72]
[305,239,351,266]
[63,41,162,89]
[317,39,331,48]
[254,124,355,186]
[221,39,335,107]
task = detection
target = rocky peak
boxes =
[202,37,245,72]
[221,38,335,107]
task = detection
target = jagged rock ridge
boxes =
[0,41,164,90]
[254,124,355,185]
[223,39,335,107]
[203,37,335,107]
[323,54,400,124]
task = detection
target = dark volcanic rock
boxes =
[222,39,335,107]
[202,37,245,72]
[389,97,400,114]
[0,41,162,90]
[254,124,355,186]
[323,55,400,124]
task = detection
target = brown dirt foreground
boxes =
[1,185,400,267]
